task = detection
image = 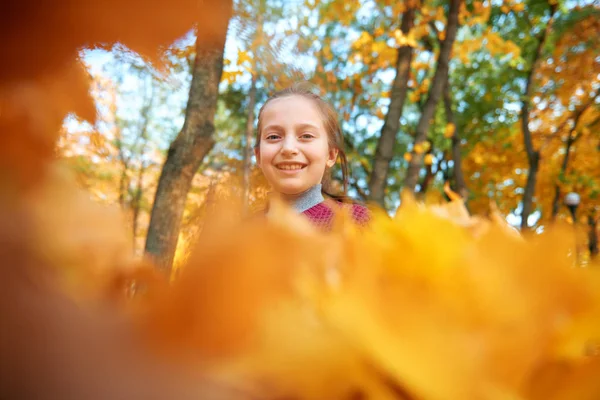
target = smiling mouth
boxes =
[275,163,306,171]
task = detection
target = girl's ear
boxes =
[326,148,339,168]
[254,146,261,164]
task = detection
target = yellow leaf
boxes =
[404,152,412,162]
[512,3,525,12]
[424,154,434,166]
[414,142,430,154]
[371,41,388,55]
[420,78,431,93]
[409,91,421,103]
[394,29,418,47]
[393,29,403,42]
[444,123,456,138]
[237,50,252,65]
[571,130,578,139]
[222,70,243,84]
[352,31,373,50]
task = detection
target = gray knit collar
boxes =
[292,184,324,213]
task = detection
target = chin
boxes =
[279,187,306,196]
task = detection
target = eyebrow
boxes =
[295,123,320,132]
[262,123,321,132]
[262,124,285,133]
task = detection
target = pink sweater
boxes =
[302,201,370,231]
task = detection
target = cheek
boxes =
[257,145,276,166]
[307,142,331,163]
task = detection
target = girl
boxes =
[254,83,370,230]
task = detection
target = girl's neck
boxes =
[277,184,324,213]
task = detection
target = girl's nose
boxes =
[281,136,299,156]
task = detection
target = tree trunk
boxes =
[132,160,146,250]
[417,152,435,198]
[242,72,258,214]
[519,4,557,230]
[403,0,462,192]
[115,125,130,209]
[242,14,263,214]
[132,83,153,247]
[550,94,599,220]
[551,137,575,220]
[589,213,599,260]
[443,80,467,200]
[551,185,561,220]
[145,1,233,274]
[118,162,129,208]
[520,153,540,229]
[367,6,416,206]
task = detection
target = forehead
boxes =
[261,95,324,128]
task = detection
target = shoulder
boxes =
[302,201,335,221]
[349,203,371,226]
[323,199,371,226]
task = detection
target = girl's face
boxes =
[255,95,338,197]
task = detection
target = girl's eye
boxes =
[300,133,314,139]
[265,134,280,140]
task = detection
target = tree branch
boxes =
[540,92,600,151]
[350,178,368,201]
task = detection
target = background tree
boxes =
[145,1,233,273]
[368,2,417,206]
[403,0,462,193]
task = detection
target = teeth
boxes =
[278,164,304,170]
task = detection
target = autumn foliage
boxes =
[1,0,600,399]
[120,196,599,400]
